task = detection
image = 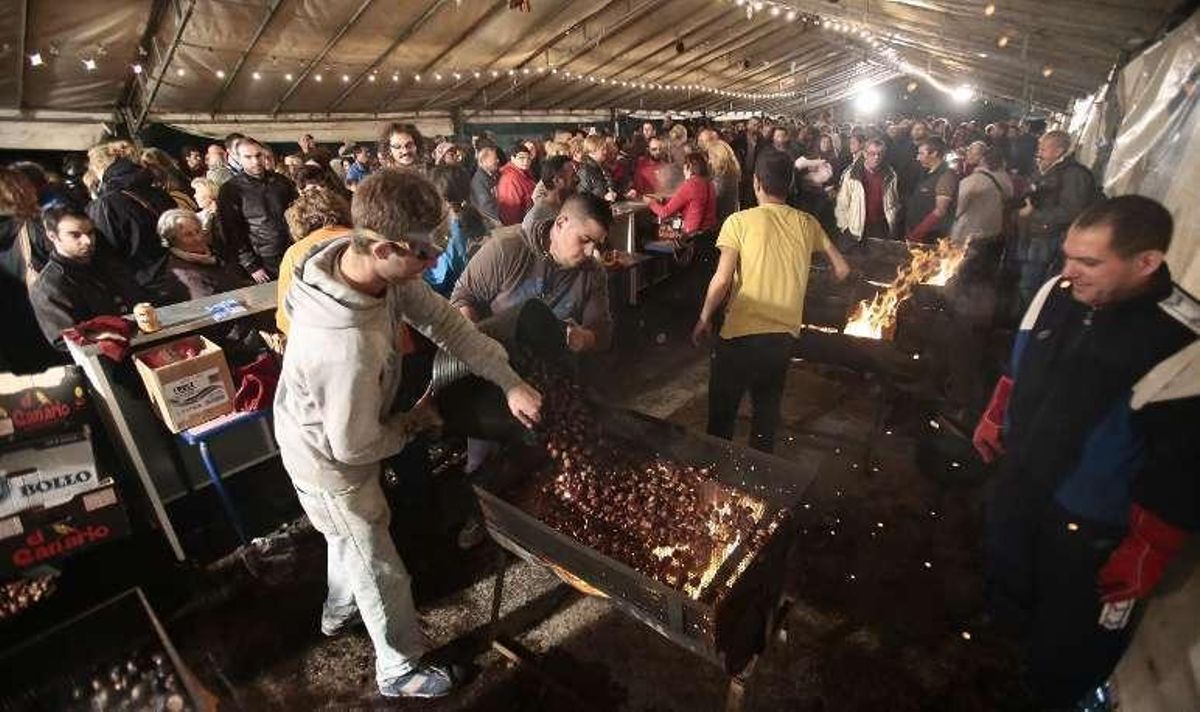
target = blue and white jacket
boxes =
[1003,268,1200,530]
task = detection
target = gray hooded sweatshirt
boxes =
[274,237,525,491]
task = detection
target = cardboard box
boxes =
[0,366,90,446]
[0,481,129,575]
[134,336,235,433]
[0,428,101,518]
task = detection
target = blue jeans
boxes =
[1018,234,1063,310]
[292,476,426,686]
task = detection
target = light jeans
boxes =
[292,475,425,685]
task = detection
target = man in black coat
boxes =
[216,137,298,282]
[974,196,1198,708]
[86,156,177,301]
[1016,130,1100,308]
[29,207,147,350]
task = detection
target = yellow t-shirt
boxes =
[715,203,830,340]
[275,225,350,334]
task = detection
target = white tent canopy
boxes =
[0,0,1186,147]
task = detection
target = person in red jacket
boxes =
[496,145,536,226]
[645,152,717,236]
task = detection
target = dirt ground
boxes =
[158,308,1033,711]
[0,273,1034,711]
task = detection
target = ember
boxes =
[843,238,967,340]
[520,362,766,599]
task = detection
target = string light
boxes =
[984,3,995,15]
[82,58,97,71]
[216,69,226,78]
[174,66,184,77]
[997,35,1009,47]
[1041,65,1054,77]
[284,72,294,81]
[252,71,262,80]
[132,63,143,75]
[314,73,323,82]
[29,52,43,67]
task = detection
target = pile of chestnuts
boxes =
[521,360,762,595]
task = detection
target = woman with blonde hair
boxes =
[703,132,742,222]
[141,147,198,210]
[668,123,690,165]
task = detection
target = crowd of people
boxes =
[0,109,1194,710]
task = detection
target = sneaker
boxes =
[379,663,456,698]
[320,609,362,637]
[456,518,486,550]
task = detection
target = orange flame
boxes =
[843,239,968,340]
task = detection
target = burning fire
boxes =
[843,239,968,340]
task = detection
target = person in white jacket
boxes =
[834,138,899,246]
[274,169,542,699]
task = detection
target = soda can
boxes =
[133,303,160,333]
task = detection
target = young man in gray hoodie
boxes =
[274,169,542,699]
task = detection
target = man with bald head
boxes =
[1016,129,1099,307]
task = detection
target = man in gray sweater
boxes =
[274,169,542,699]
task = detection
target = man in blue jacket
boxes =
[974,195,1198,708]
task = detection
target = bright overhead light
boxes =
[952,84,975,103]
[29,52,43,67]
[175,67,185,77]
[1042,65,1054,77]
[391,73,399,82]
[854,86,882,114]
[314,73,323,82]
[984,3,995,15]
[367,73,376,82]
[414,74,421,82]
[252,71,262,80]
[434,72,442,81]
[997,35,1009,47]
[786,9,797,21]
[216,69,227,79]
[132,63,143,75]
[770,5,781,16]
[341,74,350,83]
[83,58,98,71]
[285,72,294,81]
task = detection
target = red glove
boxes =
[1098,504,1188,603]
[972,376,1013,463]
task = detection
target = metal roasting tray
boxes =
[473,405,819,674]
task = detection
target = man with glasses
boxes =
[379,122,424,172]
[275,169,542,699]
[834,137,899,247]
[452,192,614,354]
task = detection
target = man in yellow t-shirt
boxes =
[692,149,849,452]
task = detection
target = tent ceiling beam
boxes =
[594,20,792,110]
[14,0,29,108]
[549,12,770,112]
[329,0,451,112]
[135,0,196,133]
[539,2,735,111]
[454,0,629,111]
[377,0,509,113]
[486,0,674,110]
[210,0,285,115]
[270,0,377,115]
